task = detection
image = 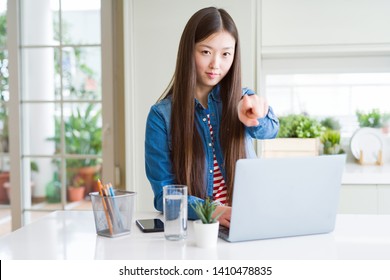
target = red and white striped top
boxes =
[206,113,227,205]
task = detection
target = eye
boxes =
[202,50,211,55]
[223,52,231,57]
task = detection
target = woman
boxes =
[145,7,279,228]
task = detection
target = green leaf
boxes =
[277,114,325,138]
[190,197,225,224]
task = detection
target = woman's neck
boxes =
[195,86,212,108]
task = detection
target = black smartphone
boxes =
[136,218,164,233]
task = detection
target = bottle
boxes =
[45,172,61,203]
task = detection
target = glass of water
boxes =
[163,184,188,240]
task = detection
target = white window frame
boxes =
[7,0,115,231]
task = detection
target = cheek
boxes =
[195,55,207,71]
[194,58,202,71]
[194,61,203,78]
[222,59,234,74]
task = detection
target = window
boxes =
[0,0,9,206]
[3,0,117,233]
[265,73,390,137]
[19,0,103,210]
[262,55,390,138]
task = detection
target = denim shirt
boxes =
[145,87,279,220]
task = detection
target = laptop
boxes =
[219,154,346,242]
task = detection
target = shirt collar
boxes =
[209,85,222,102]
[194,85,222,110]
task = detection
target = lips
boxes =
[206,72,220,79]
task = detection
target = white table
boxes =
[0,211,389,260]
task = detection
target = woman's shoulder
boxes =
[149,97,172,120]
[151,96,171,109]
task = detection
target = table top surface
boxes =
[1,211,390,260]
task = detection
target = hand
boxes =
[213,205,231,228]
[237,94,269,127]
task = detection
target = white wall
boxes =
[262,0,390,47]
[261,0,390,58]
[124,0,390,211]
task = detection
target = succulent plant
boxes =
[321,129,344,155]
[191,197,224,224]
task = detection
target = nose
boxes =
[209,56,220,70]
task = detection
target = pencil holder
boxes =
[90,190,136,237]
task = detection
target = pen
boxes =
[108,182,124,230]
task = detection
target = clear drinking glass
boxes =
[163,185,188,240]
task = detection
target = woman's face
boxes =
[194,31,236,96]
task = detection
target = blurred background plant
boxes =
[277,114,326,138]
[356,109,382,128]
[321,117,341,131]
[70,174,85,188]
[47,103,102,197]
[47,104,102,167]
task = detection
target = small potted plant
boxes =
[321,129,345,155]
[259,114,326,157]
[191,197,224,248]
[67,175,86,202]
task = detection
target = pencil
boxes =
[102,183,117,231]
[98,179,113,235]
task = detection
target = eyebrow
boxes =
[197,44,234,50]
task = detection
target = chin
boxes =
[207,80,220,87]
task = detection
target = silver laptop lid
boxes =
[226,154,346,242]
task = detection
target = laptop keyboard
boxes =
[219,225,230,236]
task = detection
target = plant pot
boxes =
[258,138,320,158]
[324,144,341,155]
[67,186,86,202]
[77,166,100,196]
[193,220,219,248]
[0,172,10,204]
[382,125,390,135]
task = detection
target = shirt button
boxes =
[209,170,213,173]
[208,143,212,146]
[203,118,206,122]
